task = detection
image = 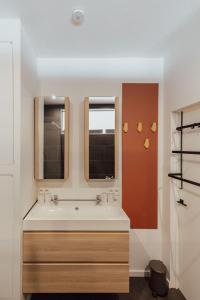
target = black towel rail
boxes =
[176,122,200,131]
[172,150,200,155]
[168,173,200,187]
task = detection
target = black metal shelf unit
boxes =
[168,111,200,189]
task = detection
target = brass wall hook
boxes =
[123,122,128,133]
[137,122,143,133]
[144,138,150,149]
[151,122,157,133]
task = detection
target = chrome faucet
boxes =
[96,192,108,204]
[51,194,59,205]
[96,194,102,205]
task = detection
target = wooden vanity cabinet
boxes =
[23,231,129,293]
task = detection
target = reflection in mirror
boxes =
[85,96,118,180]
[34,96,69,180]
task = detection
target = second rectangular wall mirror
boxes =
[84,96,119,181]
[34,96,70,180]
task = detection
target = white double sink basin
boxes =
[23,201,130,231]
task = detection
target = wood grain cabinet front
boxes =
[23,231,129,263]
[23,263,129,293]
[23,231,129,293]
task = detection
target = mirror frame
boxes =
[34,96,70,181]
[84,96,119,181]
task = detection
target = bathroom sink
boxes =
[23,201,130,231]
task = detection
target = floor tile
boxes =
[31,278,186,300]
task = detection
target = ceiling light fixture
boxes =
[72,9,85,25]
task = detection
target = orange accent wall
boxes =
[122,83,158,229]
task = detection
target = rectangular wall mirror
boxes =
[84,96,118,181]
[34,96,70,180]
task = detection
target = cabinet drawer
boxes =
[23,231,129,263]
[23,263,129,293]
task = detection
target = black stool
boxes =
[149,260,169,297]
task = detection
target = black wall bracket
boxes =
[177,199,187,207]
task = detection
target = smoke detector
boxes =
[72,9,85,25]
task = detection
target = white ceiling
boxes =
[0,0,200,58]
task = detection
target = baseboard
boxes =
[129,269,150,277]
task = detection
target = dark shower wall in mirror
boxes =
[89,102,115,179]
[89,133,115,179]
[44,104,64,179]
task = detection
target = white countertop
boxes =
[23,201,130,231]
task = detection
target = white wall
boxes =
[0,19,38,300]
[21,27,38,217]
[164,10,200,299]
[37,57,164,275]
[0,19,22,300]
